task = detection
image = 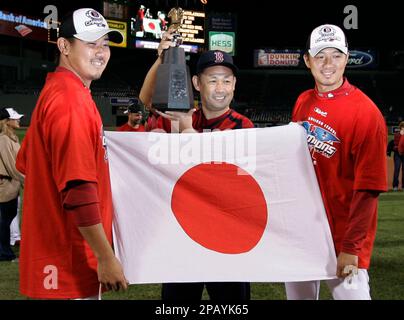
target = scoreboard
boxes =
[129,3,206,53]
[178,10,205,45]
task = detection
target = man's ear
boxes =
[303,53,311,69]
[192,75,200,92]
[57,38,70,56]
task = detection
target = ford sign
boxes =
[347,50,376,68]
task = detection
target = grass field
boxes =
[1,192,403,300]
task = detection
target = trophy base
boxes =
[152,105,193,112]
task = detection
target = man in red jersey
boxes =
[117,103,146,132]
[140,32,253,134]
[138,32,253,301]
[399,125,404,156]
[390,121,404,190]
[16,8,128,299]
[285,24,387,300]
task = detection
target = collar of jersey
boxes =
[315,77,354,99]
[202,109,232,126]
[52,66,88,89]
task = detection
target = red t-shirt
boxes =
[292,79,387,268]
[16,67,114,298]
[393,132,401,152]
[117,123,146,132]
[156,108,254,132]
[145,111,161,132]
[399,134,404,156]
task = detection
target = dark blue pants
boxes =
[393,151,404,188]
[161,282,250,301]
[0,197,18,261]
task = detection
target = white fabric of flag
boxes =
[105,123,337,284]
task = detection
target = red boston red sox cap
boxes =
[196,50,238,75]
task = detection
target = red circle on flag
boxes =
[148,22,156,30]
[171,162,268,254]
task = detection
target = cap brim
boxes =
[10,115,23,120]
[74,29,123,44]
[197,62,238,75]
[309,44,348,57]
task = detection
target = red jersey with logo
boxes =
[16,67,114,298]
[292,79,387,268]
[117,123,146,132]
[157,108,254,132]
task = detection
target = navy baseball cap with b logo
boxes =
[196,50,238,75]
[59,8,123,43]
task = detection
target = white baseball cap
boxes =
[59,8,123,43]
[308,24,348,57]
[0,108,24,120]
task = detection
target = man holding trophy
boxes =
[138,8,253,300]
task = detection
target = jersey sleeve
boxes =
[291,94,304,122]
[351,105,387,192]
[341,190,378,255]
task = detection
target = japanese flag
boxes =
[105,123,337,284]
[143,18,162,35]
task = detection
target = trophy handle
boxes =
[167,7,184,47]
